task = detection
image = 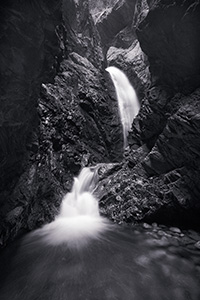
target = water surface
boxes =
[0,222,200,300]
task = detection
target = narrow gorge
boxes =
[0,0,200,299]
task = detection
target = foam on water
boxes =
[106,66,140,148]
[32,167,109,248]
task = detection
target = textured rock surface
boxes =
[0,0,62,193]
[107,40,150,100]
[96,89,200,228]
[0,0,63,245]
[137,0,200,93]
[96,0,136,54]
[96,0,150,100]
[1,0,200,247]
[89,0,118,22]
[95,0,200,229]
[0,0,123,246]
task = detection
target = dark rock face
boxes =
[0,0,62,194]
[95,0,150,101]
[137,0,200,93]
[1,0,200,246]
[63,0,104,69]
[0,0,123,246]
[0,0,62,245]
[95,0,200,229]
[96,88,200,228]
[96,0,137,54]
[88,0,118,21]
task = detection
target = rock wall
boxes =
[0,0,62,194]
[96,0,200,230]
[1,0,200,246]
[0,0,63,245]
[96,0,136,54]
[0,0,123,246]
[95,0,150,100]
[137,0,200,93]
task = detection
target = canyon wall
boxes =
[0,0,122,246]
[1,0,200,246]
[96,0,200,229]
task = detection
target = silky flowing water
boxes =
[0,68,200,299]
[106,66,140,148]
[0,167,200,300]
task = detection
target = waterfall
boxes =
[0,70,199,300]
[106,66,140,148]
[1,167,200,300]
[30,167,110,249]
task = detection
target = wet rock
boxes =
[0,0,124,247]
[96,0,150,100]
[1,0,200,246]
[0,0,62,194]
[137,0,200,93]
[0,0,63,245]
[96,0,137,55]
[107,40,150,100]
[169,227,182,234]
[96,83,200,228]
[89,0,118,22]
[108,0,200,228]
[194,241,200,249]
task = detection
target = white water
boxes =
[0,71,200,300]
[1,173,200,300]
[106,66,140,148]
[31,167,110,248]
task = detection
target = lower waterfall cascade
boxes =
[0,165,200,300]
[30,167,111,249]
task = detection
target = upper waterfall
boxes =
[106,66,140,148]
